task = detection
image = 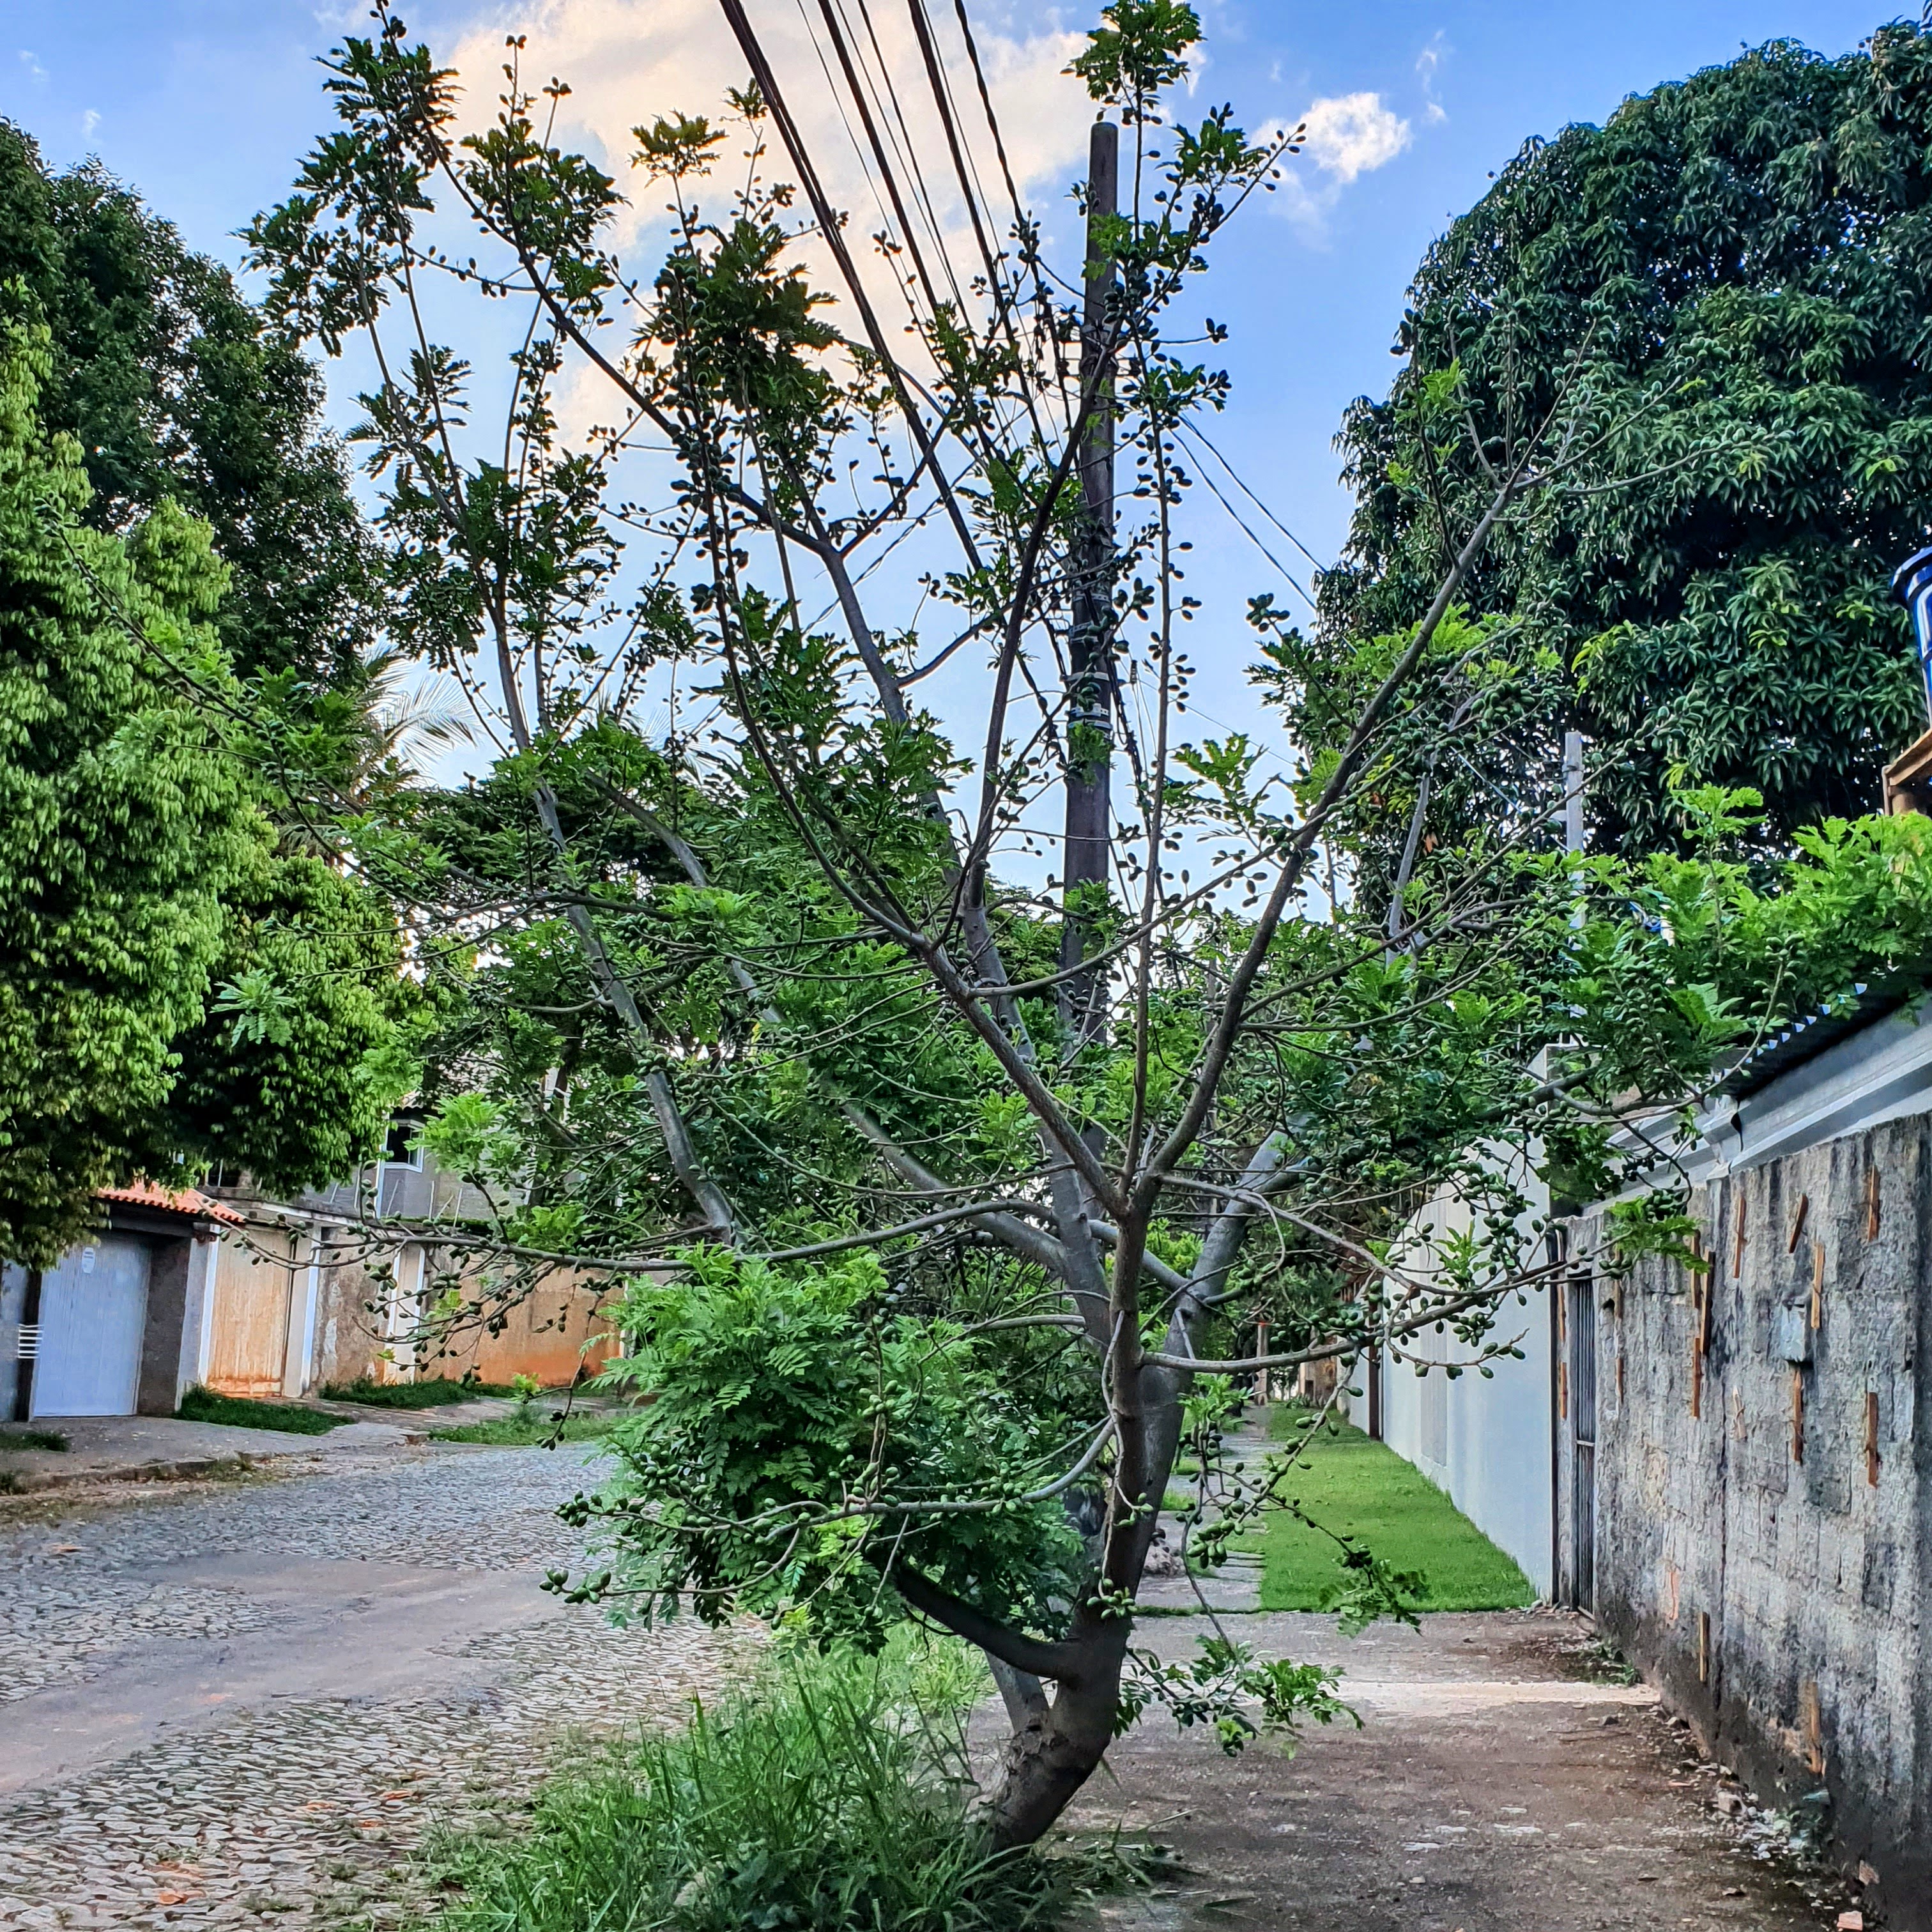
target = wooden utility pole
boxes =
[1059,119,1119,1031]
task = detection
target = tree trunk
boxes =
[985,1628,1131,1848]
[985,1362,1189,1847]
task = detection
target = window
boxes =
[383,1121,424,1169]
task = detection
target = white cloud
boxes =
[1266,90,1411,240]
[426,0,1093,445]
[1299,92,1410,183]
[1416,32,1449,125]
[17,49,47,82]
[445,0,1087,286]
[80,107,100,139]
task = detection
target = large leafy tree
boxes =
[1312,22,1932,862]
[0,120,378,684]
[249,0,1931,1850]
[0,321,415,1264]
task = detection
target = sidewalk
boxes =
[1065,1609,1846,1932]
[1137,1413,1272,1613]
[0,1414,422,1494]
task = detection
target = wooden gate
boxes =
[205,1228,299,1399]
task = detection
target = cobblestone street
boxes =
[0,1444,744,1930]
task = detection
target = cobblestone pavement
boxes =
[0,1446,748,1930]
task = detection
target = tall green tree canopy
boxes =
[0,323,415,1265]
[1311,22,1932,857]
[0,121,376,684]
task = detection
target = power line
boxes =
[1175,418,1332,578]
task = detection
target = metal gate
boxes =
[1569,1270,1598,1612]
[31,1238,151,1416]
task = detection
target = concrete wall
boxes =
[1565,1116,1930,1924]
[298,1235,621,1392]
[134,1239,192,1416]
[1345,1177,1556,1600]
[210,1155,621,1393]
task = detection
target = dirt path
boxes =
[1065,1609,1850,1932]
[0,1443,744,1930]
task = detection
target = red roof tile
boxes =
[98,1179,245,1227]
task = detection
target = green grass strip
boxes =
[177,1386,346,1434]
[1250,1413,1532,1613]
[430,1413,615,1446]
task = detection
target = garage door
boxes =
[31,1238,151,1417]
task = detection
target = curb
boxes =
[3,1451,258,1494]
[1,1429,429,1496]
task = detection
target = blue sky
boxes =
[1,2,1896,550]
[0,0,1905,756]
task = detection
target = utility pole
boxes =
[1563,730,1586,862]
[1059,119,1119,1034]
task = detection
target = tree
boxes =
[0,119,378,684]
[249,0,1924,1848]
[0,319,416,1264]
[1312,22,1932,861]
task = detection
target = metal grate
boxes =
[15,1323,38,1361]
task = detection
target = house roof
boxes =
[98,1179,245,1228]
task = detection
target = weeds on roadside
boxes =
[321,1375,512,1408]
[408,1637,1147,1931]
[430,1414,614,1448]
[1574,1637,1640,1687]
[0,1426,69,1452]
[176,1386,344,1434]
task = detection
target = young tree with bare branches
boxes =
[246,0,1932,1845]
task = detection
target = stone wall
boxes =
[1564,1114,1931,1924]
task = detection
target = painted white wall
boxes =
[383,1243,425,1382]
[282,1232,321,1399]
[1343,1172,1556,1600]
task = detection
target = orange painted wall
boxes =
[417,1262,625,1389]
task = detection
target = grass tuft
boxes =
[430,1413,615,1446]
[410,1642,1137,1932]
[1251,1412,1533,1612]
[176,1386,346,1434]
[321,1375,514,1408]
[0,1426,70,1452]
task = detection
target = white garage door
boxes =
[31,1238,151,1417]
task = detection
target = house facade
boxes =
[1,1181,238,1422]
[4,1147,622,1421]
